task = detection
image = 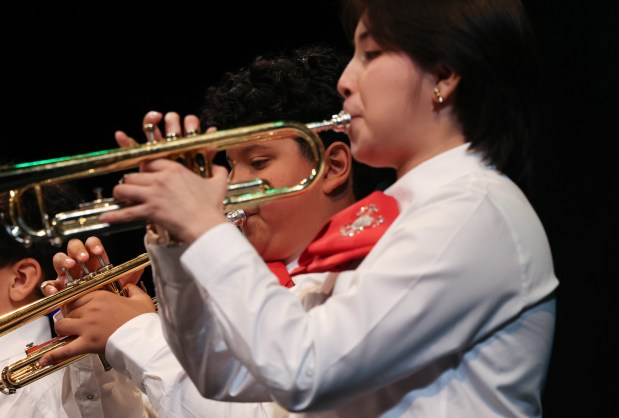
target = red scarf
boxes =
[267,260,295,288]
[266,191,399,286]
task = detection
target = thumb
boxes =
[118,268,145,287]
[124,283,149,299]
[115,130,139,148]
[124,283,157,311]
[40,280,60,296]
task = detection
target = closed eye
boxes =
[250,158,269,170]
[364,50,382,62]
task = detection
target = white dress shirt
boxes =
[0,316,154,417]
[106,312,289,417]
[148,144,559,417]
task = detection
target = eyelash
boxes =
[363,50,381,62]
[227,157,270,170]
[250,158,269,170]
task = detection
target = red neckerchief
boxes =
[267,261,295,288]
[290,191,399,276]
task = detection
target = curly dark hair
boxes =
[200,44,395,199]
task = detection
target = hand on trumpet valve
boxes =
[36,236,154,369]
[115,110,202,149]
[41,236,145,299]
[100,157,228,245]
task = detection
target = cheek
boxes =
[240,217,269,251]
[241,202,299,260]
[268,161,314,188]
[244,198,295,235]
[362,55,418,114]
[364,80,406,119]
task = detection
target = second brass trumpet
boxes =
[0,253,151,394]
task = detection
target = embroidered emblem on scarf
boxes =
[291,191,399,275]
[340,203,385,236]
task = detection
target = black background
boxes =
[2,1,617,416]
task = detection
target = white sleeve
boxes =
[144,233,277,403]
[106,312,284,417]
[176,193,557,412]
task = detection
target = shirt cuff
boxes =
[181,222,258,287]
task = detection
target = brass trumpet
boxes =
[0,112,350,247]
[0,253,151,394]
[0,112,350,393]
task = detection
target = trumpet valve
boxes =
[226,209,247,227]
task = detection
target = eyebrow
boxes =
[356,26,373,47]
[226,144,271,161]
[358,30,370,42]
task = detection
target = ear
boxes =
[433,65,461,105]
[8,258,43,303]
[322,142,353,195]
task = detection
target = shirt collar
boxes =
[0,316,50,362]
[385,143,488,210]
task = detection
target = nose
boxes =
[227,164,252,184]
[226,162,239,183]
[228,167,241,183]
[337,61,354,99]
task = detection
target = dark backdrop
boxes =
[2,1,616,417]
